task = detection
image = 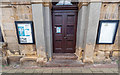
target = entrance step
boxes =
[53,53,78,60]
[46,53,84,67]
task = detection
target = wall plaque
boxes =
[97,20,119,44]
[15,21,35,44]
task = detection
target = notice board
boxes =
[97,20,119,44]
[15,21,35,44]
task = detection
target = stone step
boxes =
[52,53,78,60]
[46,60,84,67]
[46,53,84,67]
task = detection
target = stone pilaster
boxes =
[43,2,53,61]
[32,3,47,64]
[83,3,102,63]
[76,3,88,60]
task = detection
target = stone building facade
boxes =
[0,0,120,65]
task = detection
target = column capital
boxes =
[43,2,52,9]
[78,2,89,10]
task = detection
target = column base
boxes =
[75,47,83,60]
[36,50,48,66]
[83,57,94,63]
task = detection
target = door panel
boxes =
[64,13,77,53]
[53,10,77,53]
[53,13,64,53]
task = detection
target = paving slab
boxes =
[24,69,35,73]
[7,69,17,73]
[15,69,26,73]
[34,69,43,73]
[82,68,93,73]
[1,67,119,75]
[52,68,62,73]
[71,68,82,73]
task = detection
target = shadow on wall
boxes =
[0,27,4,42]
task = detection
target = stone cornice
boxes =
[0,0,120,3]
[0,0,120,8]
[0,0,52,8]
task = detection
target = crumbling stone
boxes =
[112,50,120,57]
[2,56,8,65]
[20,50,38,66]
[8,55,22,65]
[36,57,47,66]
[20,56,37,65]
[75,48,83,60]
[2,42,7,48]
[93,50,105,63]
[103,58,111,63]
[104,51,110,59]
[83,57,93,63]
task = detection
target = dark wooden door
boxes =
[52,6,78,53]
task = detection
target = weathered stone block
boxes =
[112,51,120,57]
[2,23,15,30]
[113,45,119,50]
[19,45,36,52]
[5,37,18,43]
[103,58,111,63]
[4,30,17,37]
[7,43,19,50]
[98,45,106,50]
[20,56,37,66]
[83,57,93,63]
[105,45,113,51]
[36,57,47,66]
[8,55,23,64]
[93,51,105,63]
[2,56,8,65]
[97,51,105,57]
[75,48,83,60]
[2,8,13,16]
[104,51,110,59]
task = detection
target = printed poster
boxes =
[56,27,61,33]
[98,22,117,43]
[18,23,33,43]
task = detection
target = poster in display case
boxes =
[96,20,119,44]
[15,21,35,44]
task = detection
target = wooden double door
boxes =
[52,6,78,53]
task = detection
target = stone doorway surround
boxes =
[32,1,102,63]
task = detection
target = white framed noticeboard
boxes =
[15,21,35,44]
[97,20,119,44]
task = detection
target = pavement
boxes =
[1,61,119,75]
[1,67,119,75]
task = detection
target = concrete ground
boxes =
[2,67,119,75]
[1,60,119,75]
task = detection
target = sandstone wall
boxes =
[94,3,120,62]
[95,3,119,51]
[1,3,36,53]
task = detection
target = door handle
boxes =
[64,37,67,39]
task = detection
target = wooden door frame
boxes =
[52,5,78,53]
